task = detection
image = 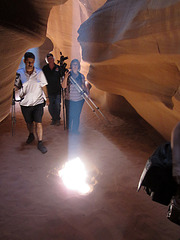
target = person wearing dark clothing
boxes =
[62,59,89,134]
[42,53,63,126]
[171,122,180,203]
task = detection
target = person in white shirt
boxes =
[16,52,49,153]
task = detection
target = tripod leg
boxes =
[83,92,110,124]
[62,89,66,130]
[70,76,110,124]
[82,95,100,120]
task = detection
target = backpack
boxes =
[137,142,177,206]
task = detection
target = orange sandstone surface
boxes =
[0,1,180,239]
[0,0,180,139]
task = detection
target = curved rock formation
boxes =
[46,0,106,67]
[78,0,180,139]
[0,0,67,122]
[1,0,180,140]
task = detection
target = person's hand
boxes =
[61,71,70,88]
[64,70,70,80]
[46,98,50,106]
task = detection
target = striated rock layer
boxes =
[0,0,105,122]
[0,0,67,122]
[78,0,180,139]
[1,0,180,140]
[46,0,106,71]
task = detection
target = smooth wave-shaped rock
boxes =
[1,0,180,139]
[0,0,67,121]
[78,0,180,139]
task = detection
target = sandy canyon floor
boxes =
[0,101,180,240]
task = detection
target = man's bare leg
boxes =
[35,122,47,154]
[35,122,43,141]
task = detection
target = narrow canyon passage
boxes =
[0,102,179,240]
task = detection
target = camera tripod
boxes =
[11,88,21,136]
[69,75,110,124]
[61,88,66,130]
[61,76,110,130]
[57,52,110,128]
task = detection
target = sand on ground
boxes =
[0,101,180,240]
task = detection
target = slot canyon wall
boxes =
[1,0,180,140]
[0,0,68,122]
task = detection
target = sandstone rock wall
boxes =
[0,0,67,121]
[1,0,180,139]
[46,0,106,69]
[78,0,180,139]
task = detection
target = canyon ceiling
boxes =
[1,0,180,139]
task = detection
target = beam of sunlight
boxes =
[58,157,91,195]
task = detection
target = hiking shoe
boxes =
[37,141,47,154]
[26,133,35,144]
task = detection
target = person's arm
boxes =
[42,85,49,105]
[81,75,90,95]
[61,71,70,89]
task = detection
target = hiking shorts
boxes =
[21,103,44,123]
